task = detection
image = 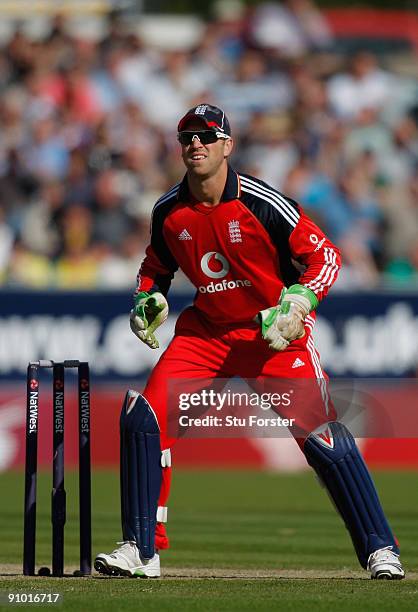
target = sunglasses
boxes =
[177,130,229,145]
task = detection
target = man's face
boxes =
[179,120,233,178]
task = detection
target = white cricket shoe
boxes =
[94,541,160,578]
[368,546,405,580]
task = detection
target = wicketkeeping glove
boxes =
[256,284,319,352]
[130,291,169,349]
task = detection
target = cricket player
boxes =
[95,104,404,580]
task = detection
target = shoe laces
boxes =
[368,546,400,569]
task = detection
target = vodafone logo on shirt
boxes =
[200,252,230,279]
[199,251,252,293]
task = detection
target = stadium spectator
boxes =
[249,0,333,57]
[327,51,393,121]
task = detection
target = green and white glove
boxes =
[256,284,319,352]
[130,291,169,349]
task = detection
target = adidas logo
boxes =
[178,229,192,240]
[291,357,305,369]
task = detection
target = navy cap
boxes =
[178,104,231,137]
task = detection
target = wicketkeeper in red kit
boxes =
[95,104,404,580]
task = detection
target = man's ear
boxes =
[224,137,234,159]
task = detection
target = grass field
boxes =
[1,469,418,611]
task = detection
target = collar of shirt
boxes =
[178,165,240,204]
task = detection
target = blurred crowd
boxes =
[0,0,417,291]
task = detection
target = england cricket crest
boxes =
[228,220,242,243]
[194,105,208,116]
[312,423,334,449]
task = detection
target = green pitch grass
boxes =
[1,469,417,611]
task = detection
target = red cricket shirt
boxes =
[136,166,341,325]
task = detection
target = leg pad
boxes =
[304,421,398,568]
[120,391,162,559]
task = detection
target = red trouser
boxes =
[143,307,334,549]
